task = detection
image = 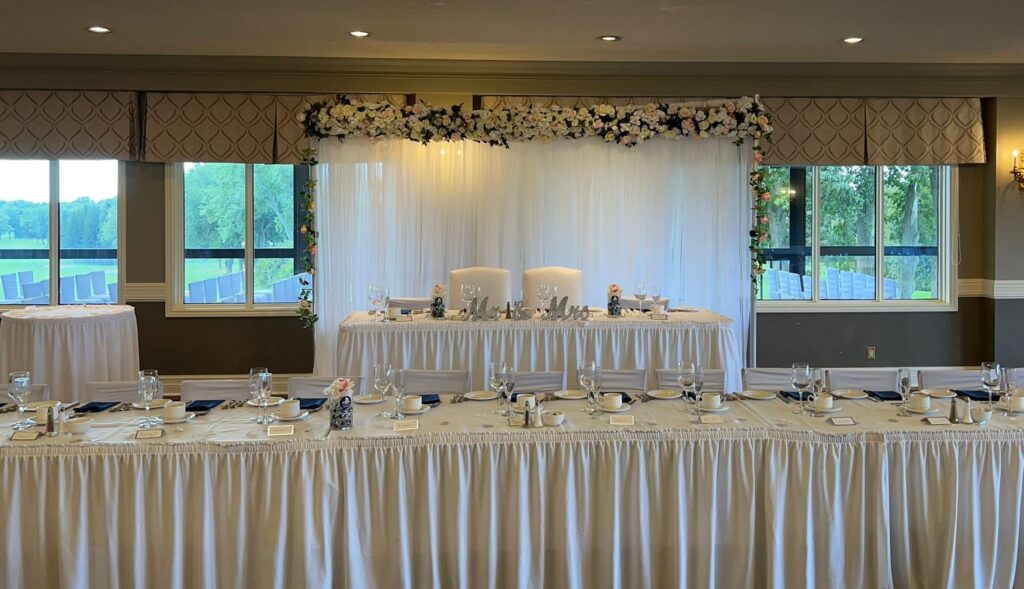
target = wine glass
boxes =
[391,383,406,420]
[500,362,517,412]
[981,362,1002,408]
[650,284,662,308]
[460,283,478,313]
[7,371,33,431]
[248,366,268,405]
[1003,368,1018,415]
[810,368,825,416]
[373,363,394,418]
[368,285,388,321]
[490,361,508,416]
[578,361,596,413]
[634,283,648,311]
[790,363,811,415]
[253,371,275,424]
[588,366,603,418]
[137,369,161,428]
[677,362,697,415]
[536,284,553,311]
[896,368,914,417]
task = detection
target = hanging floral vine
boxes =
[296,96,773,326]
[296,147,319,327]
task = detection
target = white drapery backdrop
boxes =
[314,137,752,375]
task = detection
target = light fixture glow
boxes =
[597,35,622,42]
[349,30,371,38]
[843,37,863,44]
[86,25,111,34]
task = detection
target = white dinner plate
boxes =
[831,389,868,400]
[273,410,309,421]
[697,404,730,413]
[465,390,498,401]
[740,390,777,401]
[353,394,384,405]
[399,406,430,416]
[554,390,588,400]
[809,406,841,414]
[132,399,171,410]
[247,398,284,408]
[647,389,683,400]
[923,388,956,399]
[598,404,631,413]
[162,412,196,424]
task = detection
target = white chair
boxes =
[919,368,981,390]
[742,367,797,390]
[396,369,469,395]
[655,368,725,391]
[513,371,564,393]
[287,376,364,398]
[522,266,583,308]
[84,381,142,403]
[620,296,672,310]
[449,267,511,307]
[0,384,50,402]
[387,297,432,310]
[825,369,899,391]
[599,369,648,391]
[179,379,253,402]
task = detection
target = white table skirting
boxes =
[2,395,1023,588]
[0,305,140,402]
[336,309,742,391]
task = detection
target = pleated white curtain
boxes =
[314,137,752,374]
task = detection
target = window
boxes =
[757,165,955,310]
[0,159,122,305]
[166,162,309,316]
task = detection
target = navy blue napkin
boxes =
[74,401,119,414]
[298,398,327,411]
[953,389,1000,402]
[864,390,903,401]
[184,399,224,413]
[779,390,812,402]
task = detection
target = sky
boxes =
[0,160,118,202]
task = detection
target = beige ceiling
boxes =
[4,0,1021,63]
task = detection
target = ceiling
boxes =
[3,0,1022,63]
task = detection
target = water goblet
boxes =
[791,363,811,415]
[589,367,603,418]
[459,283,478,314]
[981,362,1001,408]
[896,368,914,417]
[373,363,394,418]
[490,361,508,416]
[501,362,517,411]
[137,369,161,428]
[634,283,648,311]
[677,362,697,415]
[248,366,269,404]
[253,371,276,425]
[578,362,596,413]
[391,383,406,420]
[650,284,662,308]
[537,284,553,311]
[7,371,33,431]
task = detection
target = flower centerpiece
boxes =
[430,283,446,319]
[324,377,355,431]
[323,377,355,398]
[607,283,623,317]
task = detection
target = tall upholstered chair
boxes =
[826,369,900,391]
[84,381,145,403]
[449,267,511,307]
[522,266,584,308]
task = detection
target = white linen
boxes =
[313,138,753,376]
[335,309,741,391]
[0,304,139,402]
[2,395,1023,588]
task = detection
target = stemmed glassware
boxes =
[368,285,390,321]
[537,284,553,311]
[791,363,811,415]
[677,362,696,415]
[1003,368,1018,415]
[373,363,394,418]
[460,283,479,313]
[981,362,1002,408]
[650,284,662,309]
[253,371,276,425]
[896,368,914,417]
[809,368,825,416]
[578,361,602,417]
[634,283,648,311]
[490,361,509,416]
[137,369,161,428]
[391,383,406,420]
[248,366,268,406]
[500,362,516,411]
[7,371,33,431]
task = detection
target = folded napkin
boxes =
[74,401,119,414]
[298,398,327,411]
[184,399,225,413]
[953,389,1001,402]
[864,390,903,401]
[778,390,813,402]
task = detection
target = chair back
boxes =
[655,368,725,391]
[919,369,981,390]
[620,296,672,310]
[449,267,511,307]
[180,379,253,402]
[599,369,648,391]
[513,371,564,393]
[742,367,797,390]
[825,369,899,391]
[85,381,143,403]
[397,370,469,395]
[522,266,584,308]
[287,376,364,398]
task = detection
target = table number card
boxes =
[699,415,724,425]
[11,431,41,441]
[925,417,952,426]
[267,425,295,437]
[609,415,634,426]
[393,419,419,432]
[829,417,857,426]
[135,429,164,440]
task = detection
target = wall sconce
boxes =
[1013,150,1024,194]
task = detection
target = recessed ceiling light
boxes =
[843,37,863,44]
[597,35,622,42]
[86,25,111,34]
[349,30,371,38]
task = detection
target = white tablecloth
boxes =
[337,309,742,391]
[0,305,140,402]
[1,394,1023,588]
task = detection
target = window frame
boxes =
[757,165,958,313]
[164,162,307,317]
[0,159,125,309]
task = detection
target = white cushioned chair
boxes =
[386,297,431,310]
[84,381,147,403]
[522,266,584,308]
[918,369,979,390]
[599,369,648,392]
[449,267,511,307]
[396,369,470,395]
[655,368,725,391]
[287,376,364,398]
[179,379,253,402]
[742,367,798,391]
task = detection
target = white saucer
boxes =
[740,390,777,400]
[132,399,170,410]
[399,406,430,415]
[273,410,309,421]
[162,412,195,424]
[598,404,630,413]
[697,404,730,413]
[465,390,498,401]
[923,388,956,399]
[808,406,841,414]
[353,394,384,405]
[555,390,588,400]
[647,389,683,400]
[907,407,941,415]
[247,398,284,408]
[831,389,868,400]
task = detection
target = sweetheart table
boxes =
[1,395,1022,588]
[336,309,742,391]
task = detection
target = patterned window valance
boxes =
[274,94,410,164]
[477,96,695,109]
[143,93,277,163]
[0,90,139,160]
[865,98,985,165]
[761,97,866,165]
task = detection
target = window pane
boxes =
[819,166,877,300]
[184,163,245,304]
[757,166,812,300]
[0,160,50,304]
[59,160,118,304]
[883,166,940,300]
[254,164,302,304]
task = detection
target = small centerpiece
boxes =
[607,283,622,317]
[324,377,355,430]
[430,283,446,319]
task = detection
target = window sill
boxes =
[756,299,957,313]
[164,304,302,318]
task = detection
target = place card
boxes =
[11,431,41,441]
[698,415,724,424]
[393,419,419,432]
[135,429,164,440]
[829,417,857,426]
[392,315,412,322]
[609,415,634,426]
[925,417,952,426]
[267,425,294,437]
[650,313,669,321]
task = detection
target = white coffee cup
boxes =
[908,393,931,412]
[602,393,623,410]
[279,399,300,418]
[1008,394,1024,412]
[164,401,186,421]
[813,394,834,412]
[66,417,93,435]
[542,411,565,426]
[971,406,993,424]
[699,393,722,410]
[401,395,422,412]
[387,307,401,319]
[516,394,536,410]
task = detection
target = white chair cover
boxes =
[522,266,584,308]
[449,267,511,307]
[919,369,981,390]
[0,384,49,402]
[287,376,364,398]
[599,369,648,391]
[513,371,564,393]
[397,370,469,395]
[742,367,796,390]
[387,297,431,310]
[179,379,252,402]
[826,369,900,391]
[620,296,672,310]
[84,381,141,403]
[654,368,725,391]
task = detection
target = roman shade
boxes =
[144,93,277,163]
[761,97,867,165]
[274,94,410,164]
[478,96,691,109]
[865,98,985,165]
[0,90,139,160]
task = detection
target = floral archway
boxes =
[294,96,773,326]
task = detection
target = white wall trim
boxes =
[956,279,1024,299]
[124,282,166,302]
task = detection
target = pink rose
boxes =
[309,245,318,255]
[753,151,764,163]
[761,192,771,201]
